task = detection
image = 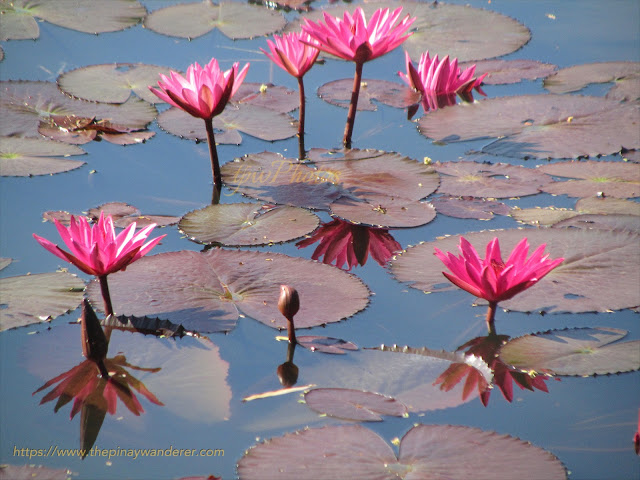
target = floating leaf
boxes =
[0,136,86,177]
[499,327,640,376]
[433,161,553,198]
[510,207,580,227]
[432,196,510,220]
[0,0,145,39]
[1,81,157,138]
[234,83,299,113]
[144,1,285,40]
[286,2,530,63]
[86,249,369,333]
[58,63,178,104]
[304,388,408,422]
[538,160,640,198]
[552,214,640,234]
[0,272,85,332]
[390,228,640,313]
[418,94,640,159]
[295,335,358,354]
[102,314,186,338]
[87,202,179,228]
[318,78,420,111]
[0,464,72,480]
[0,257,11,271]
[330,196,436,228]
[461,59,557,85]
[237,424,567,480]
[157,103,297,144]
[605,75,640,102]
[178,203,319,246]
[543,61,640,94]
[38,114,155,145]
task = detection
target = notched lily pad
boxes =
[237,424,566,480]
[38,114,155,145]
[433,161,553,198]
[87,202,179,228]
[86,249,369,333]
[296,335,358,354]
[0,136,86,177]
[418,94,640,159]
[0,464,72,480]
[318,79,420,111]
[432,196,510,220]
[461,59,557,85]
[178,203,319,246]
[544,61,640,94]
[58,63,178,104]
[144,1,285,40]
[304,388,408,422]
[391,228,640,313]
[0,271,85,332]
[538,160,640,198]
[499,327,640,376]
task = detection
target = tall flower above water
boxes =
[434,237,563,331]
[261,33,319,158]
[149,58,249,189]
[301,7,415,147]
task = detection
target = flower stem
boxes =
[485,301,497,335]
[343,61,364,149]
[297,76,306,160]
[286,316,297,345]
[204,118,222,189]
[98,275,114,318]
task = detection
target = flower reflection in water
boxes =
[434,332,553,406]
[296,218,401,271]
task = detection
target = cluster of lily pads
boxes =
[1,1,639,479]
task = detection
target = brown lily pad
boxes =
[432,196,510,220]
[0,136,86,177]
[544,61,640,94]
[461,59,557,85]
[304,388,408,422]
[318,78,420,111]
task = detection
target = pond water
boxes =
[1,1,639,479]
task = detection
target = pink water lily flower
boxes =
[149,58,249,120]
[434,237,563,304]
[33,212,164,278]
[262,32,319,79]
[399,50,486,96]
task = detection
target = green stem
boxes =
[204,117,222,189]
[343,61,364,149]
[486,301,498,335]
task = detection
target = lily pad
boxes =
[390,228,640,313]
[0,257,11,271]
[433,161,553,198]
[330,195,436,228]
[234,83,299,114]
[318,78,420,111]
[58,63,178,104]
[178,203,319,246]
[286,1,530,63]
[499,327,640,376]
[461,59,557,85]
[0,464,72,480]
[538,160,640,198]
[87,202,179,228]
[0,136,86,177]
[1,81,157,139]
[38,114,155,145]
[552,214,640,234]
[144,1,285,40]
[432,196,510,220]
[296,336,358,354]
[418,94,640,159]
[86,249,369,333]
[510,207,582,227]
[543,61,640,94]
[304,388,408,422]
[156,103,298,144]
[0,0,145,39]
[102,314,186,338]
[0,271,85,332]
[237,424,567,480]
[605,75,640,102]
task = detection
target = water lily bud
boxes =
[277,361,299,388]
[278,285,300,320]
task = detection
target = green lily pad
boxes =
[0,0,145,39]
[304,388,408,422]
[144,1,285,40]
[178,203,319,246]
[390,228,640,313]
[237,424,566,480]
[538,160,640,198]
[418,94,640,159]
[461,59,557,85]
[86,249,369,333]
[1,81,157,139]
[0,271,85,332]
[499,327,640,376]
[0,136,86,177]
[318,78,420,111]
[58,63,178,104]
[156,103,298,144]
[544,61,640,94]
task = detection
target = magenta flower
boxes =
[149,58,249,190]
[34,212,164,278]
[296,219,401,271]
[301,7,415,147]
[261,33,319,158]
[434,237,563,330]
